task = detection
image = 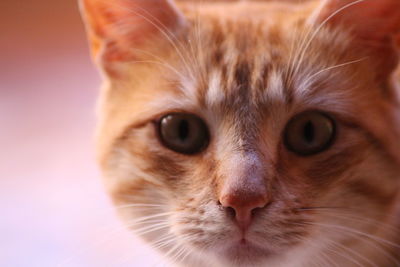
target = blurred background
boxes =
[1,0,160,266]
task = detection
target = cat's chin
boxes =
[213,239,276,266]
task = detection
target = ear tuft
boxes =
[313,0,400,40]
[311,0,400,80]
[79,0,186,64]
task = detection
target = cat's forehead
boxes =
[173,10,360,116]
[196,17,290,108]
[112,1,377,139]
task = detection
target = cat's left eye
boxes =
[157,113,209,155]
[284,111,336,156]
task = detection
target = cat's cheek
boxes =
[300,150,399,245]
[169,197,244,243]
[273,123,394,216]
[278,121,351,185]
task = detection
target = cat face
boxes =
[80,0,400,266]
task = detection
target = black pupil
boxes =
[178,120,189,142]
[159,113,209,155]
[303,121,314,143]
[284,111,336,156]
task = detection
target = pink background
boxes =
[1,0,161,266]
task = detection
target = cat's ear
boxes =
[310,0,400,81]
[79,0,186,68]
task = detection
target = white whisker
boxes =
[98,0,195,81]
[302,221,400,249]
[124,2,196,80]
[298,207,400,236]
[129,222,169,236]
[300,57,367,89]
[326,240,365,267]
[123,211,174,225]
[113,203,165,209]
[290,0,367,87]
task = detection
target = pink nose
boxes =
[217,152,270,232]
[219,190,269,231]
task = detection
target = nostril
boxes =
[218,196,271,229]
[217,200,236,219]
[225,206,236,219]
[251,206,263,217]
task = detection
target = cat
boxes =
[79,0,400,266]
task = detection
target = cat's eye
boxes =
[284,111,336,156]
[157,113,209,154]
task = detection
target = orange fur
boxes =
[80,0,400,266]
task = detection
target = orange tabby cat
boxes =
[80,0,400,266]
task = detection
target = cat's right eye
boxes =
[157,113,210,155]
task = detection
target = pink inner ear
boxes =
[81,0,185,61]
[311,0,400,82]
[316,0,400,42]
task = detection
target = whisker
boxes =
[115,232,176,267]
[129,223,170,237]
[151,233,194,267]
[285,0,315,90]
[190,0,208,90]
[152,234,177,251]
[290,210,400,265]
[345,231,400,266]
[332,239,379,267]
[127,219,168,228]
[99,0,195,80]
[300,221,400,249]
[300,57,367,89]
[296,206,344,211]
[301,210,400,265]
[122,211,174,226]
[325,240,365,267]
[113,203,166,209]
[170,245,187,265]
[126,1,196,80]
[128,48,186,79]
[296,207,400,235]
[179,246,192,266]
[290,0,368,87]
[154,242,181,267]
[298,235,365,267]
[127,59,186,80]
[303,237,340,267]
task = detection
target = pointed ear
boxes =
[79,0,186,65]
[310,0,400,81]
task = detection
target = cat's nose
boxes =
[217,151,270,232]
[219,189,269,231]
